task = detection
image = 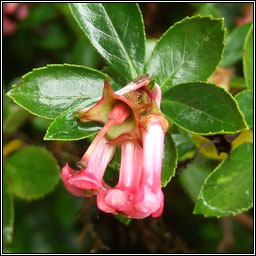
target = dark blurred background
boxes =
[3,3,253,253]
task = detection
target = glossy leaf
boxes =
[235,90,253,129]
[44,99,102,141]
[161,82,247,134]
[161,132,178,187]
[194,143,253,217]
[243,24,253,91]
[147,16,225,93]
[179,154,218,202]
[69,3,145,80]
[6,64,106,119]
[5,146,60,200]
[220,22,251,67]
[3,175,14,243]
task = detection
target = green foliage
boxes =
[161,83,247,134]
[6,64,107,119]
[69,3,145,80]
[235,90,253,129]
[194,143,253,217]
[243,24,253,91]
[161,132,178,187]
[179,154,219,202]
[3,3,253,253]
[194,3,221,18]
[220,22,251,67]
[171,126,196,161]
[3,96,29,135]
[5,146,60,200]
[44,101,101,141]
[147,16,225,93]
[3,175,14,243]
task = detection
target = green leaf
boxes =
[243,24,253,91]
[3,175,14,243]
[3,99,29,135]
[179,154,219,202]
[161,132,178,187]
[5,146,60,200]
[104,146,121,183]
[147,16,225,93]
[229,76,247,90]
[6,64,106,120]
[195,3,221,18]
[44,100,102,141]
[145,38,157,67]
[31,117,53,132]
[114,214,131,226]
[235,90,253,129]
[220,22,251,67]
[69,3,145,80]
[161,82,247,134]
[171,126,196,161]
[194,143,253,217]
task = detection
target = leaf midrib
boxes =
[99,4,138,78]
[160,21,221,88]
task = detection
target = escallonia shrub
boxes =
[6,3,253,222]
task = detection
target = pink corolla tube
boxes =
[61,137,116,197]
[133,115,168,218]
[97,115,167,219]
[97,141,145,217]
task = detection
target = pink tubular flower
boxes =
[133,114,168,218]
[97,114,168,219]
[61,75,150,197]
[62,137,116,197]
[97,140,143,217]
[61,74,169,219]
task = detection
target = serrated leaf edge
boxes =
[146,15,226,88]
[235,90,253,129]
[44,101,101,141]
[6,64,106,120]
[193,142,253,217]
[161,82,248,135]
[243,23,253,91]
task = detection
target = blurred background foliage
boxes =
[3,2,253,253]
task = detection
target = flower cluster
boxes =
[61,74,168,219]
